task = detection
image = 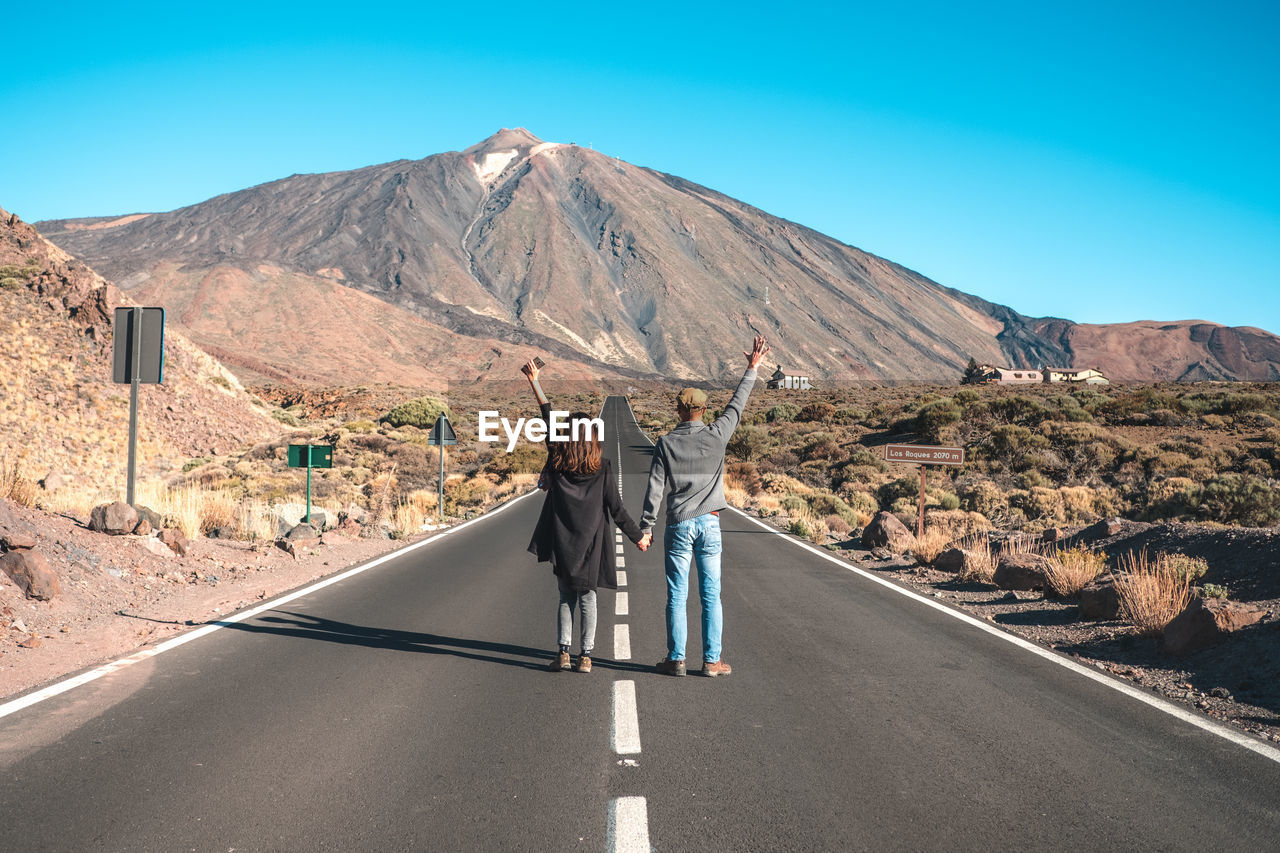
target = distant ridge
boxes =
[34,130,1280,383]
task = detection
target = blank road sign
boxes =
[112,307,165,384]
[288,445,334,468]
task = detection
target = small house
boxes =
[988,367,1043,384]
[766,366,812,390]
[1043,367,1110,385]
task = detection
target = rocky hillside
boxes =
[0,206,279,497]
[37,129,1280,383]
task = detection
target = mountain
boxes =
[35,129,1280,383]
[0,206,278,494]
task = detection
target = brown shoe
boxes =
[574,654,592,673]
[548,650,571,671]
[701,660,732,677]
[655,658,686,677]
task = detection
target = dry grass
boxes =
[912,527,952,563]
[0,461,38,507]
[957,535,996,583]
[1114,550,1194,636]
[392,489,440,538]
[1045,546,1108,597]
[235,501,278,541]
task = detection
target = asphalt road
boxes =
[1,395,1279,851]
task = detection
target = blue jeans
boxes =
[664,513,723,664]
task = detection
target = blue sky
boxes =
[3,1,1277,333]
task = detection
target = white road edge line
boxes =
[728,505,1280,766]
[608,796,650,853]
[615,591,630,616]
[0,490,541,721]
[611,680,641,754]
[614,624,632,660]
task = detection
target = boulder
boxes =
[1079,575,1122,620]
[933,547,976,574]
[1082,517,1125,540]
[89,502,139,536]
[138,537,173,559]
[1161,597,1268,656]
[1040,527,1065,544]
[993,553,1052,591]
[0,498,17,533]
[0,550,61,601]
[286,523,318,541]
[133,505,164,531]
[334,518,364,538]
[157,528,190,557]
[861,512,914,552]
[132,517,153,536]
[39,472,68,493]
[1,531,37,550]
[339,503,369,525]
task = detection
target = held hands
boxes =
[745,334,770,370]
[636,532,652,552]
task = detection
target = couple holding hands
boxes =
[522,336,770,676]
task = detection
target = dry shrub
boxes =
[198,490,238,536]
[913,527,952,563]
[824,514,852,538]
[1,461,38,508]
[957,535,996,583]
[725,461,763,496]
[1045,546,1107,597]
[235,501,278,541]
[1114,550,1193,636]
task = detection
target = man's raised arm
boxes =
[708,335,770,441]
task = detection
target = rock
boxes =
[319,532,350,546]
[138,537,173,559]
[1082,517,1125,540]
[89,502,139,536]
[861,511,914,551]
[0,498,17,531]
[933,547,976,574]
[1161,597,1268,656]
[133,505,164,530]
[339,503,369,525]
[286,523,318,541]
[0,550,61,601]
[334,518,363,538]
[39,472,68,493]
[1040,527,1065,543]
[157,528,190,557]
[1079,575,1122,620]
[276,536,318,557]
[132,517,153,536]
[993,553,1052,591]
[1,532,37,550]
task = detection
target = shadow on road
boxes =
[218,610,654,673]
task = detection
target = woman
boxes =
[523,358,645,673]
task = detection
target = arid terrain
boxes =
[36,130,1280,385]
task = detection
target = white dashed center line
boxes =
[608,796,651,853]
[615,592,629,616]
[616,570,627,587]
[614,624,631,660]
[611,680,641,754]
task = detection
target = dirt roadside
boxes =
[0,500,411,703]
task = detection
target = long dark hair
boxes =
[550,411,602,475]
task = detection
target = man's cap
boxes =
[678,387,708,409]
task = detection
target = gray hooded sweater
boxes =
[640,368,757,533]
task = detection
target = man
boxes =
[639,335,770,677]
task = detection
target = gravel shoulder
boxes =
[749,509,1280,746]
[0,500,409,703]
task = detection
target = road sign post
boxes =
[882,443,966,538]
[112,307,165,507]
[427,414,457,521]
[287,444,333,525]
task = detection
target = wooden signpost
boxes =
[882,443,966,538]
